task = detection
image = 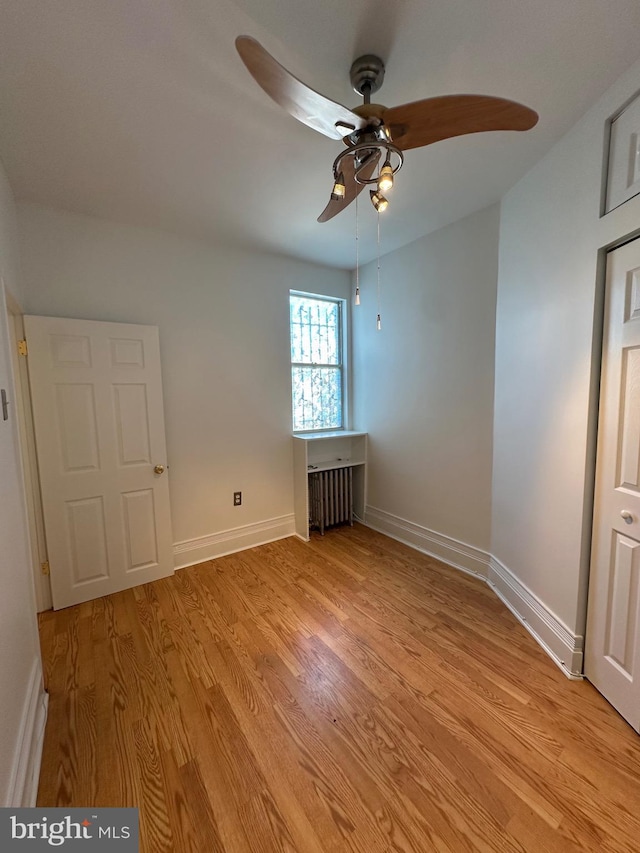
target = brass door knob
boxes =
[154,464,165,475]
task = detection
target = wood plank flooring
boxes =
[37,524,640,852]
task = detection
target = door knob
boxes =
[154,464,165,475]
[621,510,634,524]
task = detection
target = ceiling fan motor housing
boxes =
[350,54,385,98]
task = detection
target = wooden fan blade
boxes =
[317,150,381,223]
[236,36,366,140]
[384,95,538,151]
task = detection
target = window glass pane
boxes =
[292,366,342,431]
[290,295,340,365]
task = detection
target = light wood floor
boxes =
[38,524,640,852]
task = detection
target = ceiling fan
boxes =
[236,36,538,223]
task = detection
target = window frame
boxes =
[289,290,348,434]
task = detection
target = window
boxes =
[290,292,344,432]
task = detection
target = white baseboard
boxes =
[173,514,296,569]
[364,505,490,579]
[6,658,48,807]
[363,506,583,679]
[488,555,583,679]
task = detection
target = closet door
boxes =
[585,239,640,730]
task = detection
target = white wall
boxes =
[18,205,351,563]
[353,205,499,569]
[0,159,45,806]
[493,56,640,640]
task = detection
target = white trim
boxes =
[488,555,584,679]
[363,506,584,679]
[364,505,490,579]
[5,659,48,807]
[173,514,296,569]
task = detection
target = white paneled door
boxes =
[586,239,640,730]
[24,316,174,609]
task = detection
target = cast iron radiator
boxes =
[308,466,354,535]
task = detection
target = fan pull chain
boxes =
[355,194,360,305]
[376,211,381,331]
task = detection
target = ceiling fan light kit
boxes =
[369,190,388,213]
[378,157,394,193]
[331,138,403,212]
[331,171,346,201]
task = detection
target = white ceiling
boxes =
[1,0,640,269]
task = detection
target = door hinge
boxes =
[41,561,50,576]
[17,339,28,356]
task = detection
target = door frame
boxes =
[4,289,52,612]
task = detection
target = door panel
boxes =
[25,315,173,609]
[618,347,640,488]
[50,333,92,367]
[56,384,101,471]
[113,384,151,465]
[122,489,158,570]
[604,532,639,677]
[586,240,640,730]
[67,496,110,583]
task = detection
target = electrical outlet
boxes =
[233,491,242,506]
